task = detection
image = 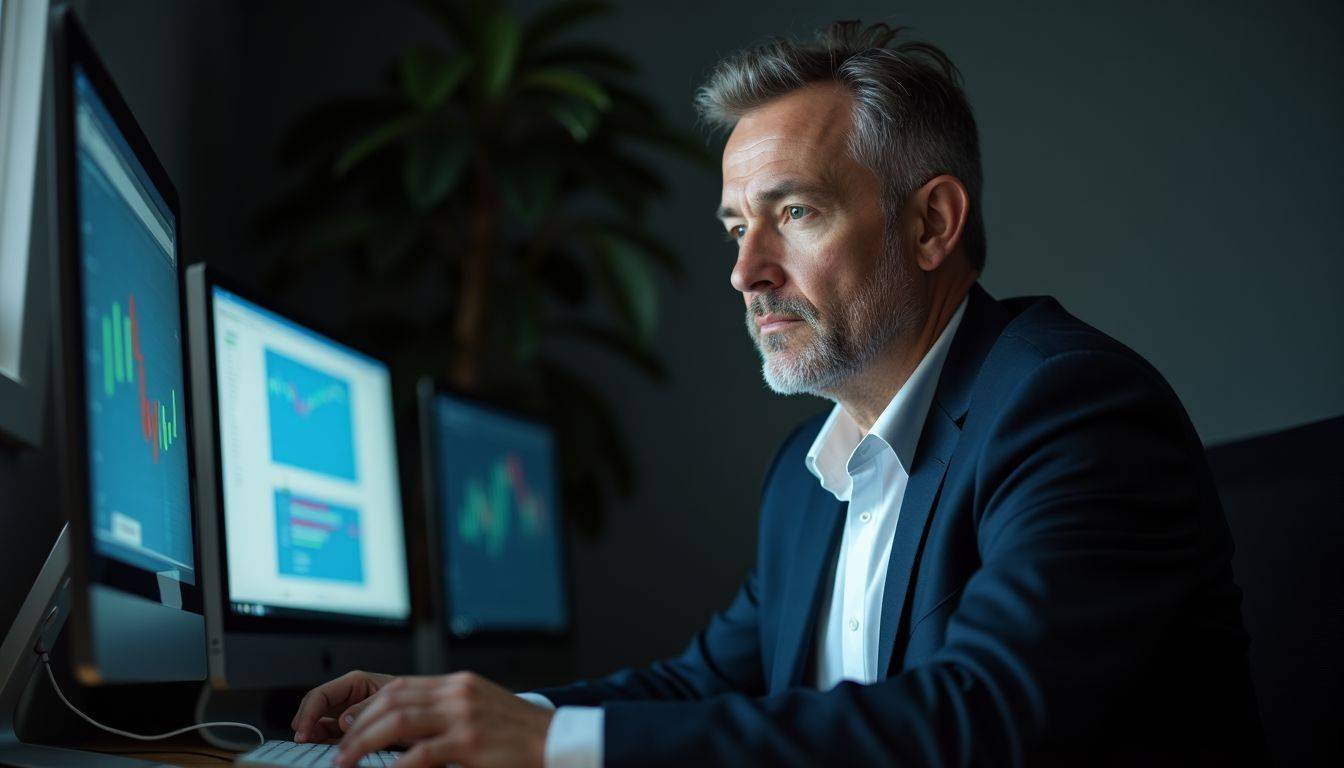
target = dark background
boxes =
[3,0,1341,719]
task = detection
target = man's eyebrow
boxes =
[715,179,834,221]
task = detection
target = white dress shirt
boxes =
[807,297,966,689]
[522,297,968,767]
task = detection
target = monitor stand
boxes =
[0,524,169,767]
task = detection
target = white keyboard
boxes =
[236,740,402,767]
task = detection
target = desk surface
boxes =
[80,740,239,766]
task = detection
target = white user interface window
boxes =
[211,286,410,622]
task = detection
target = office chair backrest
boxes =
[1206,415,1344,766]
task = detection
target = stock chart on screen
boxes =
[274,490,365,584]
[211,286,410,621]
[265,349,357,481]
[76,66,194,579]
[435,396,566,633]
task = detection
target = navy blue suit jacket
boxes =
[537,284,1263,766]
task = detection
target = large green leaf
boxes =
[366,219,422,276]
[493,283,542,362]
[276,95,404,166]
[594,233,659,343]
[497,162,558,224]
[402,132,470,210]
[295,211,381,256]
[399,48,471,109]
[334,115,422,177]
[529,43,634,73]
[598,221,685,278]
[545,99,601,141]
[518,68,611,110]
[476,10,520,98]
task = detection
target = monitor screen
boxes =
[210,287,410,625]
[432,394,567,635]
[75,64,195,585]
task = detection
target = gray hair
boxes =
[695,21,987,271]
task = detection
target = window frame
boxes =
[0,0,52,447]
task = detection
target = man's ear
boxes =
[910,174,970,272]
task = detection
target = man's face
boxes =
[719,83,921,396]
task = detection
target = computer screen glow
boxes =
[434,395,567,634]
[76,65,194,584]
[211,287,410,623]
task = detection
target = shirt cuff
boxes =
[516,692,556,710]
[543,706,604,768]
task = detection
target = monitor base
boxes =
[0,524,166,767]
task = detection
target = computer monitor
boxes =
[185,266,413,689]
[417,380,569,647]
[48,5,205,685]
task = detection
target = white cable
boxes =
[39,651,265,748]
[193,678,263,752]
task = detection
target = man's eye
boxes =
[726,224,747,241]
[787,205,811,220]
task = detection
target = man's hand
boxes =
[333,671,553,768]
[291,669,395,744]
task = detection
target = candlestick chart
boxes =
[78,124,193,576]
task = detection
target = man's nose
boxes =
[729,229,786,295]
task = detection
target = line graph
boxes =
[267,375,346,418]
[459,454,549,558]
[435,396,566,631]
[265,349,357,481]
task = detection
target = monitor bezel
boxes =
[416,378,574,643]
[49,6,205,658]
[194,264,414,637]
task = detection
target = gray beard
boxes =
[746,238,922,397]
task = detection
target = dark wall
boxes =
[4,0,1341,701]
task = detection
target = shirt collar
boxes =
[804,296,968,498]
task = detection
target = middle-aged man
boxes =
[296,21,1264,767]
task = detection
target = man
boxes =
[297,22,1263,767]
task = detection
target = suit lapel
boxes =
[771,284,1013,689]
[875,407,959,677]
[770,480,846,693]
[875,282,1010,678]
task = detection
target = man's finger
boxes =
[338,697,375,733]
[292,671,369,742]
[309,717,345,743]
[341,683,440,743]
[335,707,442,768]
[391,733,463,768]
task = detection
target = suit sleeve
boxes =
[530,420,819,707]
[596,350,1231,766]
[532,568,767,706]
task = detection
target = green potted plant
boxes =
[258,0,711,533]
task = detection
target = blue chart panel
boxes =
[274,490,364,583]
[265,349,356,481]
[75,66,195,580]
[435,397,567,632]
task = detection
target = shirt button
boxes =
[848,618,860,632]
[859,511,872,523]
